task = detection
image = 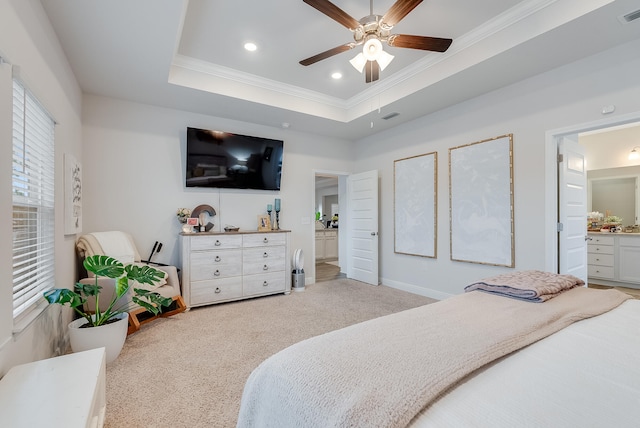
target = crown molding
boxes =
[170,0,611,122]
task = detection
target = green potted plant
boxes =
[44,254,173,363]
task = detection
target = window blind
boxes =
[12,79,55,321]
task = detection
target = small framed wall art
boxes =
[258,215,271,231]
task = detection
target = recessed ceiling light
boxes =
[244,42,257,52]
[331,72,342,80]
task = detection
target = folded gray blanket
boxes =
[464,270,584,302]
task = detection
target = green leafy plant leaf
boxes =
[43,288,85,308]
[84,255,125,278]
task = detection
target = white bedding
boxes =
[410,299,640,427]
[237,287,631,428]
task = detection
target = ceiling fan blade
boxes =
[303,0,360,30]
[382,0,423,27]
[299,44,355,66]
[388,34,452,52]
[365,61,380,83]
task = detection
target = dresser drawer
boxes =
[588,265,615,280]
[190,249,242,280]
[587,253,614,267]
[190,277,243,305]
[243,246,285,268]
[243,233,286,248]
[190,235,243,251]
[243,271,286,296]
[589,235,614,246]
[243,253,286,275]
[587,244,614,255]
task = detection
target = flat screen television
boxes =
[185,127,283,190]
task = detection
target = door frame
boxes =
[312,169,350,283]
[544,110,640,274]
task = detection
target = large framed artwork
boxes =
[449,134,514,267]
[64,153,82,235]
[394,152,437,258]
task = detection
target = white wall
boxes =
[353,38,640,300]
[0,0,83,375]
[582,124,640,171]
[81,95,354,283]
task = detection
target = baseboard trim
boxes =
[381,278,453,301]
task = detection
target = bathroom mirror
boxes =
[588,174,639,225]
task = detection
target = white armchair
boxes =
[76,231,182,314]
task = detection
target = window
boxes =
[12,78,55,323]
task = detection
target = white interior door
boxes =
[347,170,379,285]
[558,135,588,284]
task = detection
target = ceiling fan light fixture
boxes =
[376,49,394,71]
[362,37,383,61]
[349,53,367,73]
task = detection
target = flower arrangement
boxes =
[587,211,604,221]
[176,207,191,223]
[604,215,623,224]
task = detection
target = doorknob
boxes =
[371,232,378,236]
[585,236,593,241]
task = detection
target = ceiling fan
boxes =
[300,0,453,83]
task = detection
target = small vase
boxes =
[68,312,129,364]
[178,216,188,224]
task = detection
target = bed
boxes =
[236,271,640,428]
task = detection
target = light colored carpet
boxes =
[104,278,436,428]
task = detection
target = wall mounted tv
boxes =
[186,127,283,190]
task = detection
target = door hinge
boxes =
[557,222,564,232]
[557,154,564,163]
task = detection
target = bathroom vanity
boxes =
[588,232,640,288]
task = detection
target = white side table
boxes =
[0,348,106,428]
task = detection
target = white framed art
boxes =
[449,134,514,267]
[394,151,437,258]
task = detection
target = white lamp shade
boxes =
[349,53,367,73]
[376,50,394,71]
[363,38,383,61]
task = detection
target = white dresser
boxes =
[588,232,640,287]
[180,230,291,308]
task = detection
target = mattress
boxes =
[410,299,640,427]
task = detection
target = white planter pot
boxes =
[68,312,129,364]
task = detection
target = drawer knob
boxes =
[263,281,268,287]
[215,240,221,246]
[214,270,220,277]
[214,287,221,294]
[263,252,268,258]
[263,237,269,243]
[215,256,221,262]
[263,265,268,271]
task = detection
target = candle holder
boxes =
[273,199,281,230]
[267,208,272,229]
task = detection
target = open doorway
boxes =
[315,173,345,282]
[548,114,640,292]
